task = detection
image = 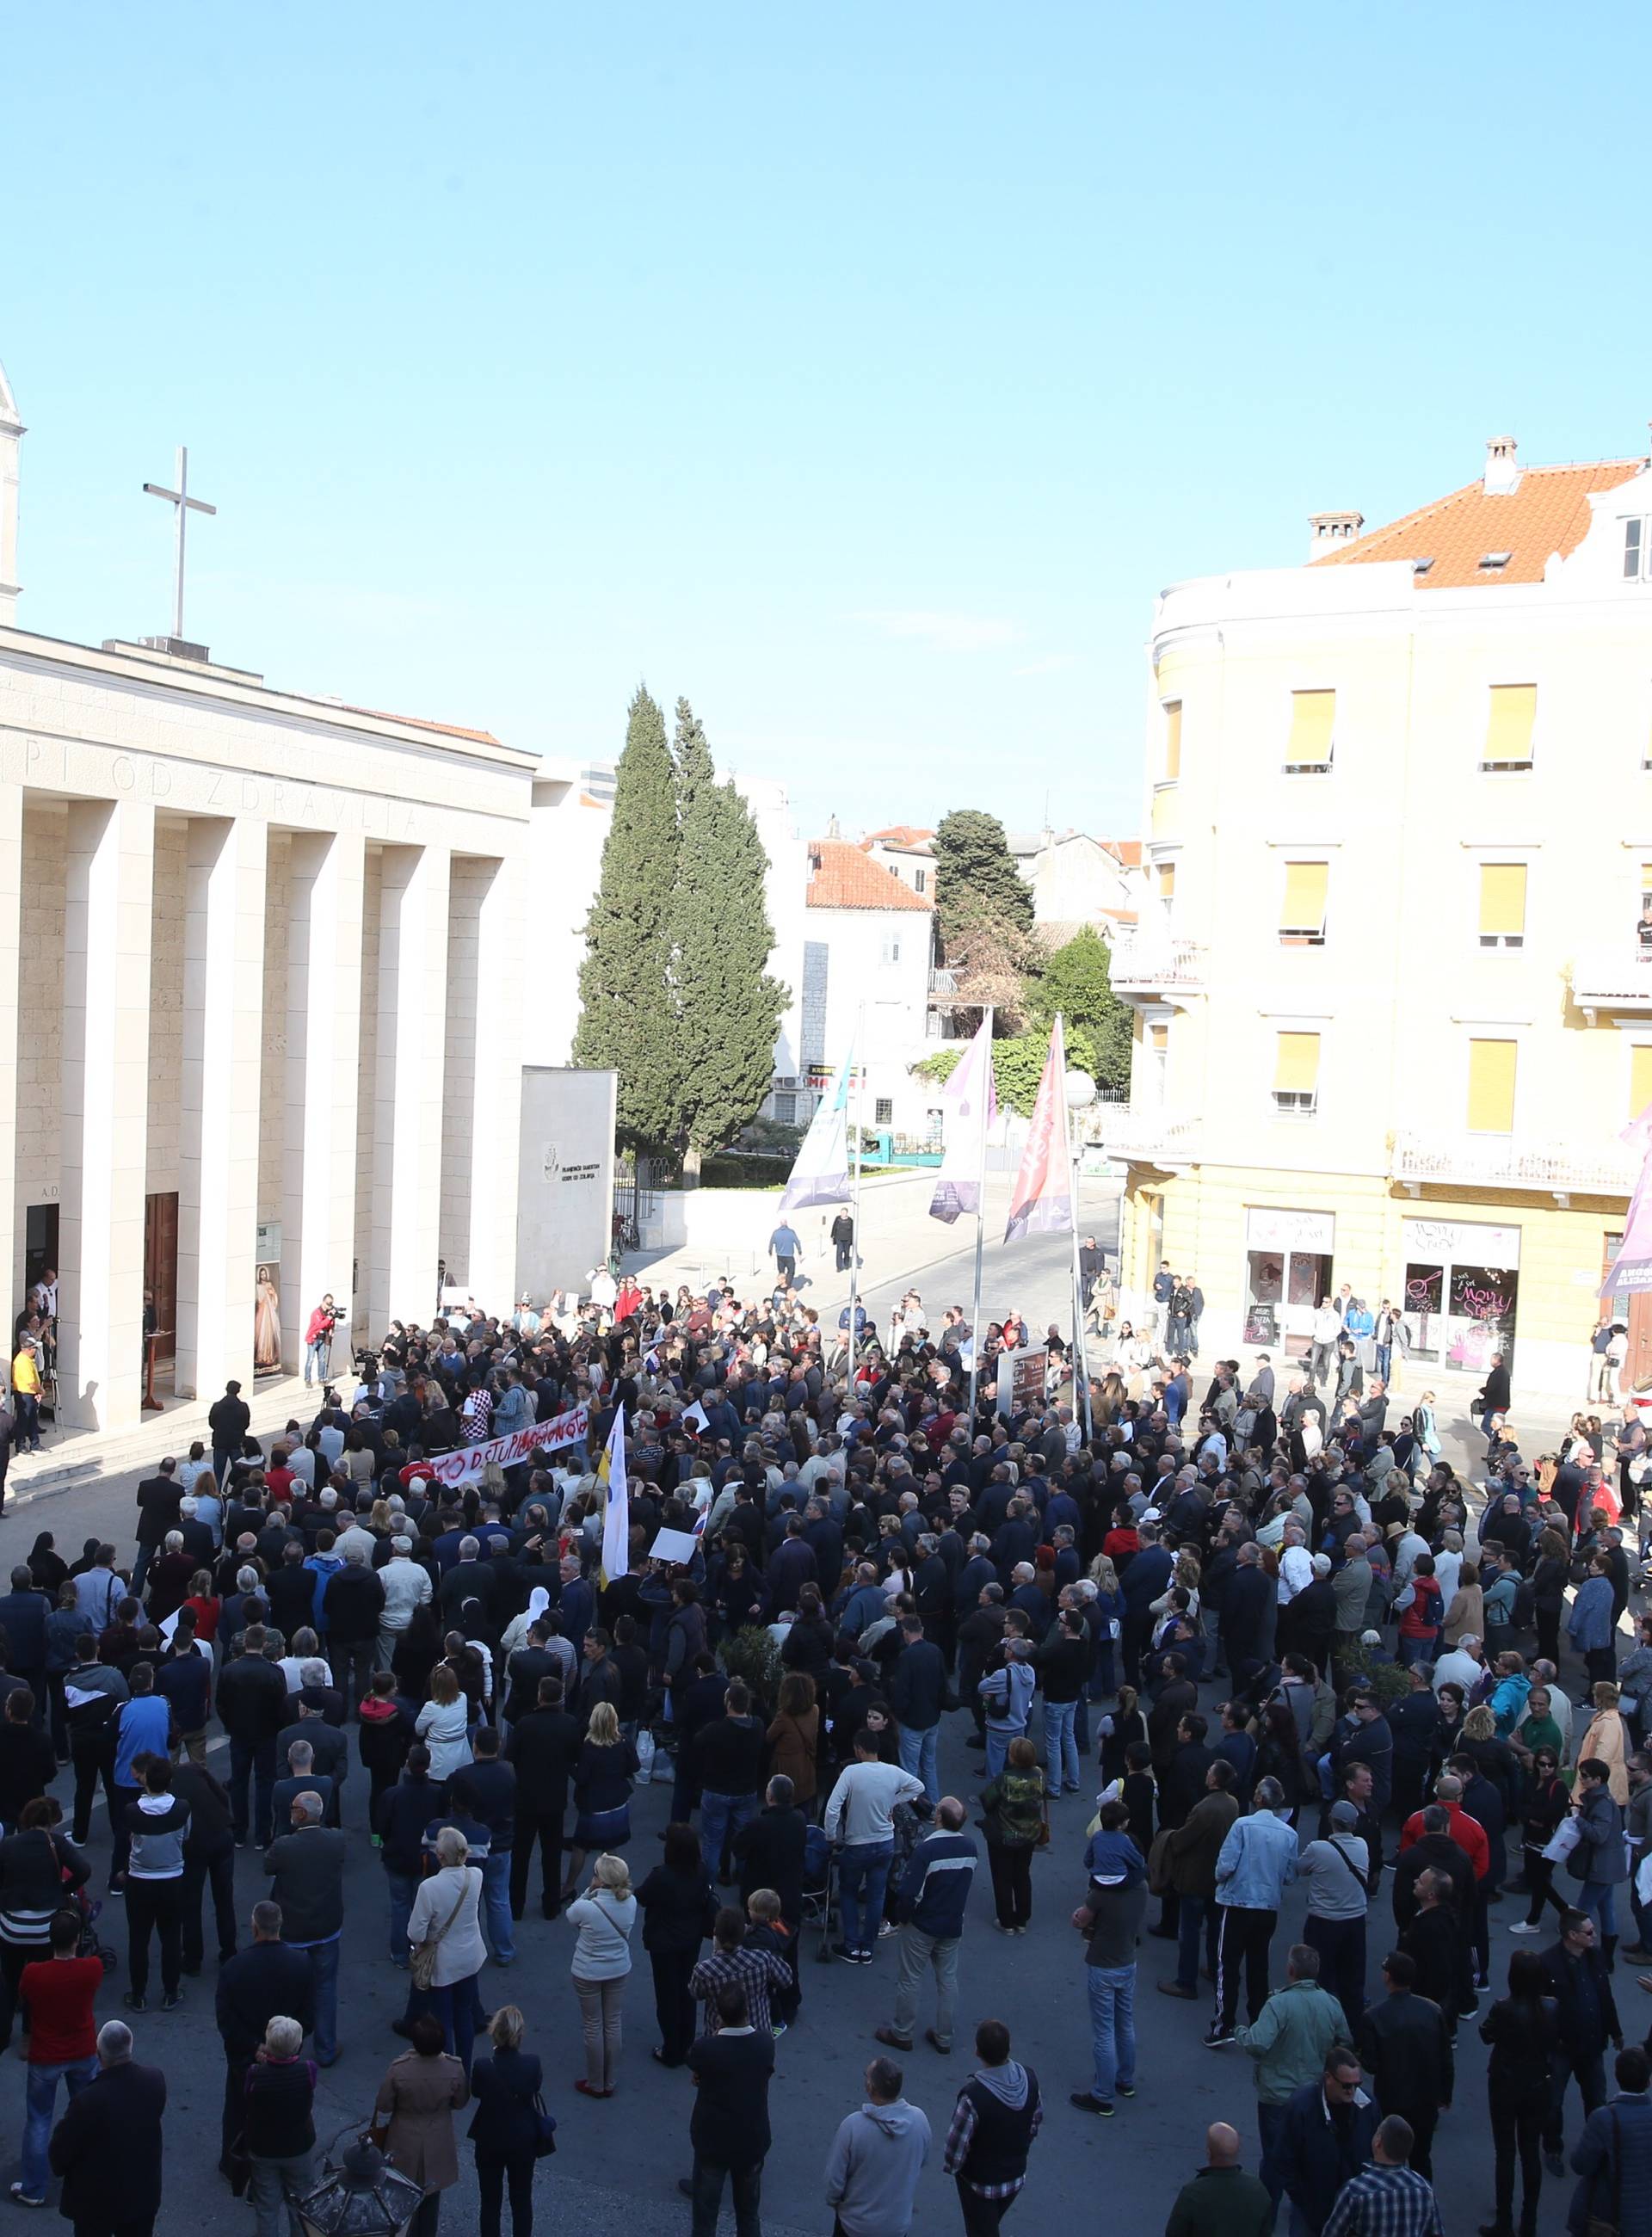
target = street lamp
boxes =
[1063,1070,1096,1437]
[297,2135,425,2236]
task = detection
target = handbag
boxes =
[1585,2107,1621,2237]
[410,1873,472,1992]
[533,2090,558,2159]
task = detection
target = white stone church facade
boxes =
[0,358,533,1432]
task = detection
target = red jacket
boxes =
[1399,1799,1490,1883]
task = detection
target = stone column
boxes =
[175,817,267,1401]
[367,844,449,1331]
[465,854,525,1305]
[59,797,154,1431]
[281,831,364,1375]
[0,789,21,1315]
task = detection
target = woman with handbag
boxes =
[373,2011,470,2237]
[565,1852,636,2097]
[469,2005,552,2237]
[405,1825,487,2075]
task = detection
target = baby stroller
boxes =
[802,1821,837,1963]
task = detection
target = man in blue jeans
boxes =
[1069,1799,1147,2114]
[1037,1609,1090,1797]
[452,1726,517,1966]
[11,1911,102,2207]
[824,1731,925,1963]
[889,1615,948,1807]
[374,1746,439,1963]
[693,1680,767,1883]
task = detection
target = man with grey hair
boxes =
[377,1534,433,1670]
[46,2017,167,2233]
[262,1792,346,2068]
[243,2012,317,2230]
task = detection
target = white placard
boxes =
[649,1527,701,1565]
[1245,1207,1335,1254]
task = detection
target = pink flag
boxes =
[929,1014,999,1224]
[1602,1100,1652,1296]
[1003,1017,1073,1243]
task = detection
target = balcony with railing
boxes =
[1570,946,1652,1018]
[1093,1101,1201,1165]
[1391,1128,1638,1200]
[1107,933,1208,1001]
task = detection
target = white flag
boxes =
[929,1013,997,1223]
[600,1405,630,1581]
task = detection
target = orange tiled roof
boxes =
[860,824,934,850]
[807,839,932,911]
[1107,839,1143,867]
[1311,459,1646,588]
[346,704,502,745]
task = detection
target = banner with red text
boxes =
[426,1406,589,1488]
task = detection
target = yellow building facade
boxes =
[1105,437,1652,1403]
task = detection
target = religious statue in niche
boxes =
[254,1265,282,1372]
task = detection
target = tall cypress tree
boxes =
[572,686,681,1151]
[669,702,788,1182]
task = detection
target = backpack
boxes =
[1512,1576,1536,1632]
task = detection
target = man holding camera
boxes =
[304,1296,339,1388]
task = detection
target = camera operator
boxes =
[303,1296,341,1390]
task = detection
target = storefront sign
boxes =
[1402,1218,1521,1266]
[1245,1207,1335,1254]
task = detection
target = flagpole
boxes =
[846,1005,865,1374]
[967,1003,994,1419]
[1057,1012,1091,1439]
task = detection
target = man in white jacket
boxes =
[824,2055,931,2237]
[376,1537,433,1671]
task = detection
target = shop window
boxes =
[1476,863,1526,947]
[1403,1262,1445,1360]
[1284,689,1335,772]
[1446,1263,1518,1372]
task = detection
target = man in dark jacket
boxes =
[1570,2043,1652,2235]
[0,1567,48,1698]
[1221,1545,1273,1678]
[321,1547,385,1713]
[132,1460,183,1597]
[216,1625,289,1848]
[1541,1907,1621,2172]
[1271,2047,1378,2236]
[506,1678,581,1920]
[47,2017,167,2233]
[1398,1867,1467,2043]
[731,1774,809,1923]
[173,1756,237,1974]
[693,1681,767,1883]
[213,1896,311,2174]
[208,1380,252,1495]
[889,1615,948,1807]
[872,1795,978,2055]
[685,1981,775,2234]
[374,1745,440,1951]
[262,1793,346,2066]
[1121,1528,1174,1687]
[942,2017,1042,2226]
[214,1898,314,2170]
[452,1726,518,1966]
[1354,1948,1452,2178]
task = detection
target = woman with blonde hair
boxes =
[566,1853,635,2097]
[468,2004,546,2237]
[1577,1680,1630,1806]
[564,1700,638,1898]
[1443,1561,1484,1649]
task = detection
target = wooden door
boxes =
[144,1192,178,1364]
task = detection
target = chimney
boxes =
[1483,434,1521,496]
[1307,509,1364,563]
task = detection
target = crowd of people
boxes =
[0,1266,1646,2235]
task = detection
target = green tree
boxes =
[931,810,1034,955]
[913,1022,1100,1118]
[1026,926,1132,1092]
[669,701,788,1181]
[572,686,681,1152]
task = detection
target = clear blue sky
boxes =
[5,3,1648,841]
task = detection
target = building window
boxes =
[1156,861,1176,905]
[913,868,926,894]
[1466,1038,1518,1133]
[880,934,902,966]
[1163,700,1183,782]
[1146,1019,1168,1103]
[1632,1045,1652,1123]
[1279,860,1328,946]
[772,1092,797,1124]
[873,1097,893,1125]
[1476,862,1527,947]
[1481,683,1536,771]
[1627,519,1645,580]
[1271,1030,1320,1116]
[1284,689,1335,773]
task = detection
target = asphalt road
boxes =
[0,1189,1573,2233]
